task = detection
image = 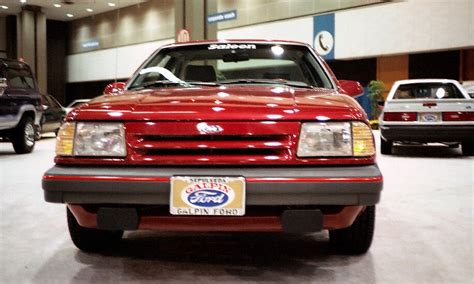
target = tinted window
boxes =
[393,83,465,99]
[6,66,35,89]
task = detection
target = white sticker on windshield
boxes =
[208,44,256,50]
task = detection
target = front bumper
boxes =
[43,165,383,206]
[380,125,474,142]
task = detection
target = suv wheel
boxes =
[329,206,375,255]
[35,124,42,141]
[461,142,474,156]
[67,208,123,252]
[380,137,393,155]
[12,116,36,154]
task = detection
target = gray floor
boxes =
[0,132,473,283]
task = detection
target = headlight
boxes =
[56,122,126,157]
[297,122,374,157]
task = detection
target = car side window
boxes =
[6,67,35,89]
[48,96,62,109]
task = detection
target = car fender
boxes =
[0,104,41,131]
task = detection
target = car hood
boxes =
[69,85,366,121]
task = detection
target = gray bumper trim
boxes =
[43,165,383,206]
[381,125,474,142]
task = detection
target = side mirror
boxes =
[103,82,126,96]
[0,77,7,88]
[338,80,364,97]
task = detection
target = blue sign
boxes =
[207,10,237,24]
[313,14,335,60]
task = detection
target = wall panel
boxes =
[461,49,474,81]
[377,55,408,98]
[335,0,473,59]
[67,38,173,83]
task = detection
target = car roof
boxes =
[394,79,460,85]
[161,39,309,49]
[0,58,31,69]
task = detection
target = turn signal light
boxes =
[383,112,417,121]
[352,122,375,157]
[442,112,474,121]
[56,122,75,156]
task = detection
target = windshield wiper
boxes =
[219,79,314,89]
[186,81,222,87]
[129,80,191,90]
[129,80,222,90]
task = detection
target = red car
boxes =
[42,40,382,255]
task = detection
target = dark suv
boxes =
[0,58,43,153]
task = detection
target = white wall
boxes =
[67,38,174,83]
[335,0,474,59]
[219,0,473,59]
[67,0,473,83]
[218,17,313,44]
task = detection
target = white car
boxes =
[462,82,474,98]
[379,79,474,156]
[65,99,91,113]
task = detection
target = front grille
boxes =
[142,134,288,142]
[140,148,284,157]
[125,121,300,164]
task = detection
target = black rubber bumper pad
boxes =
[281,210,323,233]
[97,208,139,230]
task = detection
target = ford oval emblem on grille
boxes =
[197,122,223,134]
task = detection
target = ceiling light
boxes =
[1,5,8,9]
[20,0,27,4]
[53,4,61,8]
[108,2,116,7]
[66,13,74,18]
[86,8,93,12]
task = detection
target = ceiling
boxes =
[0,0,147,21]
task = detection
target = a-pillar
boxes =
[17,5,47,94]
[174,0,217,42]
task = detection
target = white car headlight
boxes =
[57,122,126,157]
[297,122,375,157]
[74,122,126,156]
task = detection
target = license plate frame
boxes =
[170,176,246,216]
[420,112,440,122]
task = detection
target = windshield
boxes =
[393,83,465,99]
[129,43,334,90]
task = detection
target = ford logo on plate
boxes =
[197,122,223,134]
[187,190,229,207]
[423,114,438,122]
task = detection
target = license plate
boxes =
[420,113,440,122]
[170,176,245,216]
